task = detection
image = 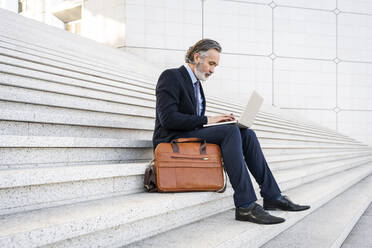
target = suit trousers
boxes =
[177,124,281,207]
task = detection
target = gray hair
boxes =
[185,39,222,64]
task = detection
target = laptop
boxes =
[203,90,264,129]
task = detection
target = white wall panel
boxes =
[125,0,202,49]
[204,0,272,55]
[275,0,336,10]
[338,0,372,15]
[204,55,272,104]
[274,7,336,59]
[220,0,272,4]
[338,62,372,110]
[338,13,372,61]
[124,47,185,78]
[274,58,336,108]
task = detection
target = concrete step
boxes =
[258,107,355,141]
[204,98,333,139]
[0,102,155,132]
[2,150,367,189]
[0,34,156,85]
[207,102,353,143]
[0,101,353,146]
[258,105,348,138]
[1,150,370,215]
[0,63,257,120]
[0,35,155,87]
[0,10,158,82]
[262,146,371,157]
[254,118,350,142]
[0,155,370,248]
[0,135,152,148]
[0,161,149,216]
[0,134,363,153]
[1,131,368,168]
[259,108,342,135]
[341,202,372,248]
[273,155,372,193]
[0,37,156,89]
[2,115,347,147]
[268,150,372,170]
[0,59,155,108]
[254,126,359,145]
[0,66,352,146]
[0,84,155,118]
[256,133,364,147]
[0,90,359,144]
[0,47,156,96]
[0,103,360,152]
[0,120,153,140]
[258,118,354,143]
[126,163,372,248]
[262,173,372,248]
[0,118,358,157]
[0,146,153,170]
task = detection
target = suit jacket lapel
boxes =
[179,65,197,112]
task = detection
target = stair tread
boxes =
[0,134,366,148]
[262,174,372,248]
[1,157,371,247]
[342,203,372,247]
[1,150,370,188]
[126,163,372,248]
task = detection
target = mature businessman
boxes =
[153,39,310,224]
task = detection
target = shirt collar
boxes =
[184,64,198,85]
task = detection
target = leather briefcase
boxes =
[144,138,226,193]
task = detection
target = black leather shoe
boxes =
[264,195,310,211]
[235,203,285,224]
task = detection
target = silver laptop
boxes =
[203,90,264,129]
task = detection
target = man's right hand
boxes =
[207,114,235,124]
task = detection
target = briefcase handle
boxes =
[170,138,207,154]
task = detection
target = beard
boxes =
[194,61,210,82]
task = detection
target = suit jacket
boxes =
[152,65,208,149]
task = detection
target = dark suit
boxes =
[153,65,208,148]
[153,65,281,207]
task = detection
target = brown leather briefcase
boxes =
[144,138,226,193]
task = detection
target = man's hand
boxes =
[207,113,235,124]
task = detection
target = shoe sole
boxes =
[235,216,285,225]
[264,206,311,211]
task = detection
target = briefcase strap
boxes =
[217,168,227,193]
[144,159,157,192]
[170,138,207,154]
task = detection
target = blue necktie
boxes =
[195,80,201,116]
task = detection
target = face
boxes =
[193,49,220,81]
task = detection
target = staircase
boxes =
[0,9,371,248]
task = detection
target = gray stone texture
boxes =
[342,203,372,248]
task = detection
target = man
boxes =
[153,39,310,225]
